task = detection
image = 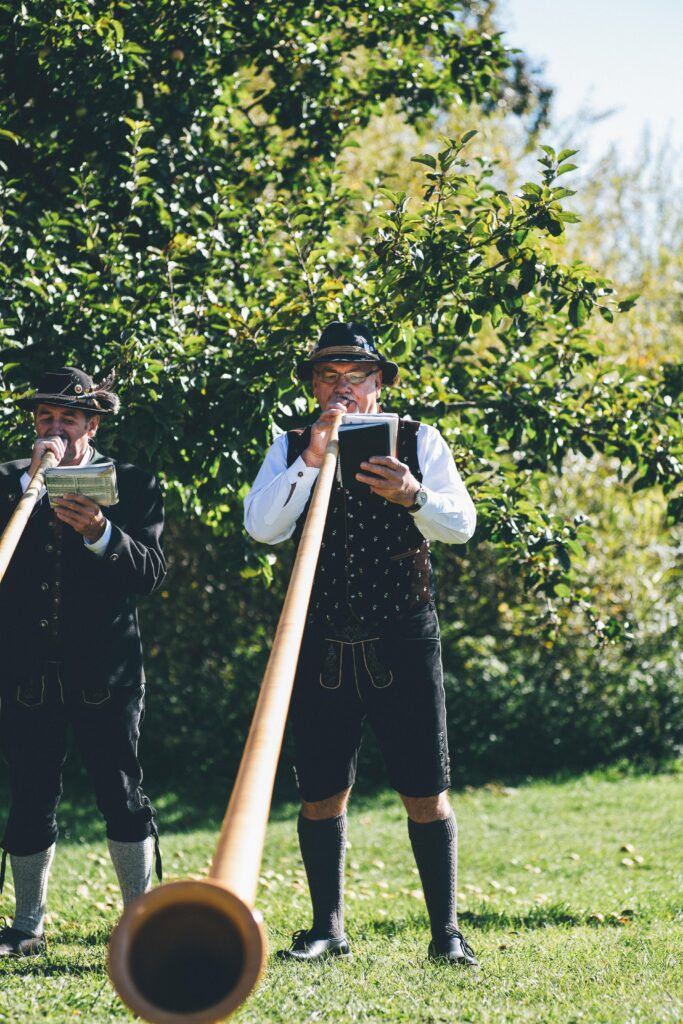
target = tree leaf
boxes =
[568,297,588,327]
[411,154,437,169]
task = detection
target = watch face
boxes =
[409,487,427,512]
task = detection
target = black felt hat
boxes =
[17,367,120,415]
[296,322,399,384]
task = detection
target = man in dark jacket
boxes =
[0,367,166,957]
[245,322,478,967]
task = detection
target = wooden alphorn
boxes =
[0,450,58,585]
[108,418,341,1024]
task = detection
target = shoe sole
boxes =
[429,954,479,968]
[277,949,352,963]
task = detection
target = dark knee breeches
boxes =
[291,604,451,802]
[0,663,156,856]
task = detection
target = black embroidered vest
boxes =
[287,419,434,630]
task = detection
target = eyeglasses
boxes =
[313,367,378,386]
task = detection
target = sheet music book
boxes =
[337,413,399,491]
[44,462,119,507]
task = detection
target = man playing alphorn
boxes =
[0,367,165,957]
[244,322,478,966]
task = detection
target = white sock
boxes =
[107,836,154,906]
[11,844,56,936]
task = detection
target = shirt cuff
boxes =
[84,519,112,556]
[286,455,320,484]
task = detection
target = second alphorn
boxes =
[0,450,58,586]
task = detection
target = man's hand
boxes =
[52,493,107,543]
[302,405,345,469]
[28,436,66,476]
[356,456,420,506]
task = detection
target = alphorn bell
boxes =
[109,418,341,1024]
[0,450,58,585]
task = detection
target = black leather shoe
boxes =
[0,925,46,958]
[428,929,478,967]
[277,929,351,962]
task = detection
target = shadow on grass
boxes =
[359,902,634,939]
[460,903,635,931]
[0,958,105,977]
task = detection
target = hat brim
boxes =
[17,394,113,414]
[296,354,399,385]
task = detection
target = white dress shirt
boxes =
[244,421,476,546]
[20,446,113,556]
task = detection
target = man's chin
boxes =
[60,446,84,466]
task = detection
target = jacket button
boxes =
[45,544,54,553]
[7,493,15,501]
[39,619,48,628]
[109,553,119,562]
[41,582,49,591]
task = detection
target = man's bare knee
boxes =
[400,790,451,823]
[301,788,352,820]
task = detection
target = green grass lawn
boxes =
[1,766,681,1023]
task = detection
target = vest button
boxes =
[45,544,54,553]
[39,619,48,628]
[109,553,119,562]
[41,582,49,591]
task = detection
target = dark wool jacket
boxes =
[0,449,165,693]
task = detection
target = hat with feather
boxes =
[17,367,120,415]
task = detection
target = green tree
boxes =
[1,1,681,778]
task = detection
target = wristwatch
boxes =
[407,486,428,514]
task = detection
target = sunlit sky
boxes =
[500,0,683,164]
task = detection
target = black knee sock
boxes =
[408,811,458,940]
[297,813,346,939]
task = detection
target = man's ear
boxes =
[87,415,101,437]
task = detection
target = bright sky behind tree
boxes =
[501,0,683,164]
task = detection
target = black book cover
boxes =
[338,421,392,492]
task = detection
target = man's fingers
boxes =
[54,503,87,518]
[54,509,83,525]
[36,436,66,455]
[356,474,385,485]
[356,472,395,489]
[61,492,92,505]
[368,455,401,467]
[359,461,397,480]
[54,494,98,511]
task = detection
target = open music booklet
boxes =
[44,461,119,507]
[337,413,399,492]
